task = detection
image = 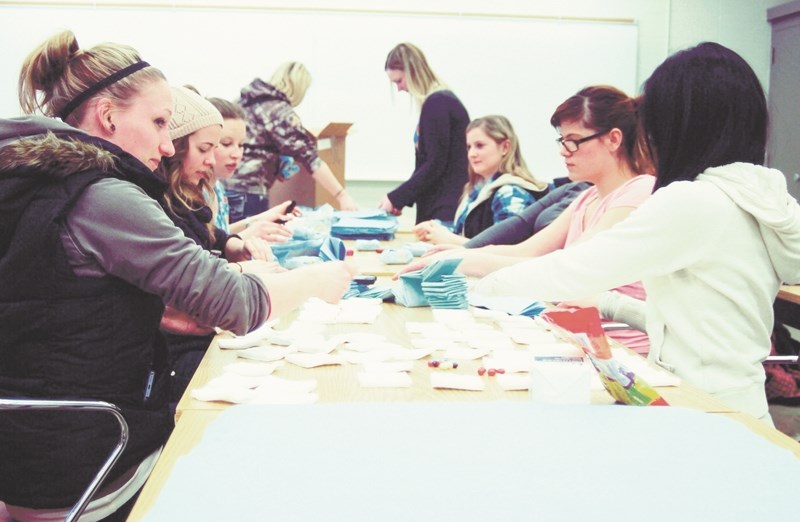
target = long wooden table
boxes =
[345,231,418,277]
[173,302,738,420]
[775,284,800,330]
[130,301,800,520]
[778,284,800,306]
[128,239,800,520]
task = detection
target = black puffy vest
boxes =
[0,133,173,508]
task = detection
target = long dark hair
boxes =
[641,42,768,191]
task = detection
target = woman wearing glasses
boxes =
[471,43,800,423]
[402,85,654,354]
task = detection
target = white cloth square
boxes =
[529,360,591,405]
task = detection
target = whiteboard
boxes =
[0,6,638,182]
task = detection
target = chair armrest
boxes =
[0,399,129,522]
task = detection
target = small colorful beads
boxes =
[427,359,458,370]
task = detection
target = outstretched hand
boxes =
[304,260,357,303]
[260,199,301,224]
[242,220,292,243]
[242,237,274,261]
[378,195,401,216]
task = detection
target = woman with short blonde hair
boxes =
[224,61,357,218]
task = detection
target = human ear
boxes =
[94,98,116,135]
[606,128,623,152]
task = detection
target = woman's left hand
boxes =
[242,220,292,243]
[414,221,460,245]
[242,237,274,261]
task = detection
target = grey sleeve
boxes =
[63,178,269,335]
[463,182,590,249]
[597,291,647,332]
[463,212,536,248]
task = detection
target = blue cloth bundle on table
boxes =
[318,236,346,261]
[272,235,346,268]
[379,248,413,265]
[343,283,395,301]
[330,209,399,240]
[354,239,381,251]
[393,258,467,309]
[403,241,432,257]
[468,293,548,317]
[270,236,325,265]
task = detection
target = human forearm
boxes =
[463,213,534,248]
[68,180,270,334]
[254,261,355,318]
[456,250,527,277]
[312,161,356,209]
[598,291,648,332]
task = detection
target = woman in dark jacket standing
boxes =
[379,43,470,224]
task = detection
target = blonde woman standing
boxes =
[225,61,357,220]
[379,43,470,224]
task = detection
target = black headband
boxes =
[59,60,150,121]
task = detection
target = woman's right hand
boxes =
[391,248,466,279]
[256,199,301,224]
[303,260,357,303]
[378,195,401,215]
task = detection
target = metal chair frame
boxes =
[0,399,129,522]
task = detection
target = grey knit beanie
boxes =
[169,86,223,140]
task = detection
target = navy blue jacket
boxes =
[388,90,469,224]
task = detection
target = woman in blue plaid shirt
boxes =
[415,115,548,245]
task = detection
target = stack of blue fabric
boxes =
[330,209,399,240]
[393,258,468,309]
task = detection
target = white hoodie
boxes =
[473,163,800,420]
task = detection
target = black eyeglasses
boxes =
[556,129,610,153]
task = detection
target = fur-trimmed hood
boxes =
[0,116,167,254]
[1,116,117,179]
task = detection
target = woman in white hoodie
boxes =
[465,42,800,422]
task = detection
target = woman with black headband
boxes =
[0,30,353,521]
